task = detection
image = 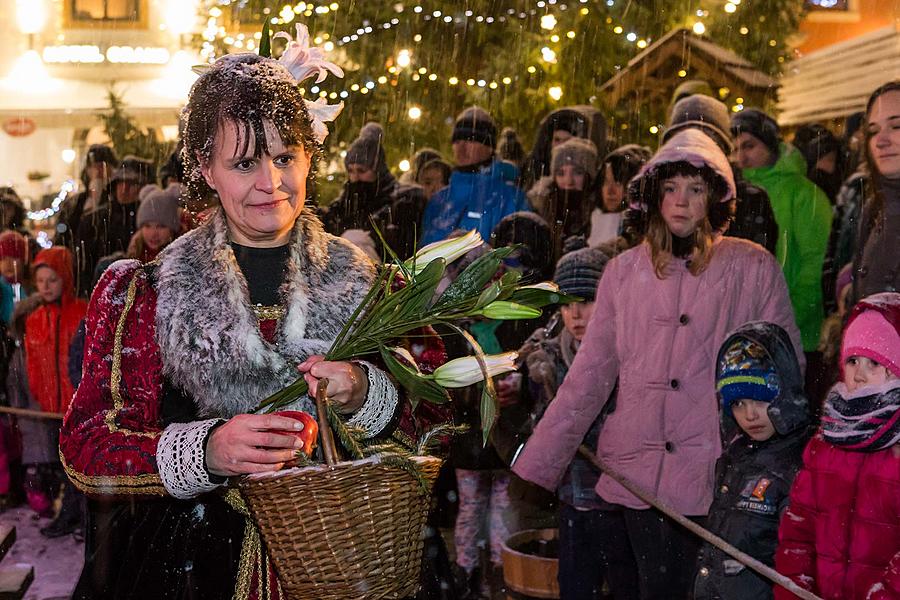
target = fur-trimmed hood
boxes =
[153,207,377,419]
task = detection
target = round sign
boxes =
[2,118,36,137]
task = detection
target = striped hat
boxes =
[716,337,780,416]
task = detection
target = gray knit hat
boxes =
[344,122,386,170]
[551,137,599,176]
[664,95,734,154]
[553,245,610,301]
[137,183,181,232]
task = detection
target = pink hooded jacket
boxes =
[512,130,803,516]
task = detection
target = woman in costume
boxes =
[60,29,447,600]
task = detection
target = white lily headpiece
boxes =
[273,23,345,144]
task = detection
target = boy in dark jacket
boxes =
[694,322,812,600]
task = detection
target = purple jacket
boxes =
[511,237,803,516]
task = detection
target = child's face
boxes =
[560,300,595,342]
[417,166,448,200]
[141,222,174,252]
[731,399,776,442]
[35,267,63,304]
[844,355,895,392]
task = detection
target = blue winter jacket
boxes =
[419,160,530,247]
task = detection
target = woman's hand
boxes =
[297,355,368,415]
[205,414,308,477]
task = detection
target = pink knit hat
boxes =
[841,293,900,378]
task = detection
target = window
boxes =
[64,0,148,28]
[805,0,850,9]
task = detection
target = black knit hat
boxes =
[452,107,497,148]
[730,109,781,156]
[553,245,610,301]
[344,122,386,171]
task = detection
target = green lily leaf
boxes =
[433,246,515,309]
[473,301,542,320]
[259,20,271,58]
[510,286,582,309]
[379,346,451,407]
[480,385,498,447]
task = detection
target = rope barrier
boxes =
[0,406,64,420]
[576,445,824,600]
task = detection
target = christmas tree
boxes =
[197,0,805,189]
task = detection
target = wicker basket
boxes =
[240,379,442,600]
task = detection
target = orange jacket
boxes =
[25,248,88,414]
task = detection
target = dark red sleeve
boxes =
[59,261,169,497]
[774,438,822,599]
[389,325,453,452]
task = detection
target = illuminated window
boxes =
[65,0,147,28]
[805,0,849,9]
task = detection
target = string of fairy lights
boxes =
[200,0,654,103]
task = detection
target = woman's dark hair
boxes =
[181,54,320,210]
[490,211,554,282]
[600,145,652,188]
[79,144,118,188]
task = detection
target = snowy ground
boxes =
[0,507,82,600]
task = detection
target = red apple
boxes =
[272,411,319,462]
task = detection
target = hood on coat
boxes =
[716,321,811,440]
[628,128,737,212]
[33,247,76,300]
[523,106,608,186]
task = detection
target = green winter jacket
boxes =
[743,143,832,351]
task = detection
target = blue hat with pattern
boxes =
[716,337,780,416]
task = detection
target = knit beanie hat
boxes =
[670,80,715,106]
[664,95,734,154]
[137,183,182,233]
[551,138,599,176]
[553,244,609,301]
[452,106,497,148]
[730,109,781,156]
[717,337,781,416]
[841,292,900,379]
[344,122,386,172]
[0,231,27,263]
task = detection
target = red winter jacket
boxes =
[775,435,900,599]
[25,247,88,414]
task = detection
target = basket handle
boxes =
[314,378,340,467]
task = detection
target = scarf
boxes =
[821,379,900,451]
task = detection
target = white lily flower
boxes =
[304,97,344,143]
[431,352,518,388]
[389,346,421,372]
[520,282,559,292]
[274,23,344,84]
[404,230,483,274]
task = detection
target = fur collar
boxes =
[154,208,376,419]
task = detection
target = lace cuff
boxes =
[158,419,226,499]
[347,361,399,439]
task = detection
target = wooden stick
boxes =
[315,378,339,467]
[0,406,64,420]
[577,446,823,600]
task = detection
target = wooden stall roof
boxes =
[777,25,900,126]
[599,28,778,106]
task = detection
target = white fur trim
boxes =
[157,419,225,499]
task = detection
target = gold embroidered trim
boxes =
[225,488,266,600]
[392,430,416,452]
[60,449,166,496]
[252,304,287,321]
[104,272,159,439]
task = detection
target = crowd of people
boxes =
[0,42,896,600]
